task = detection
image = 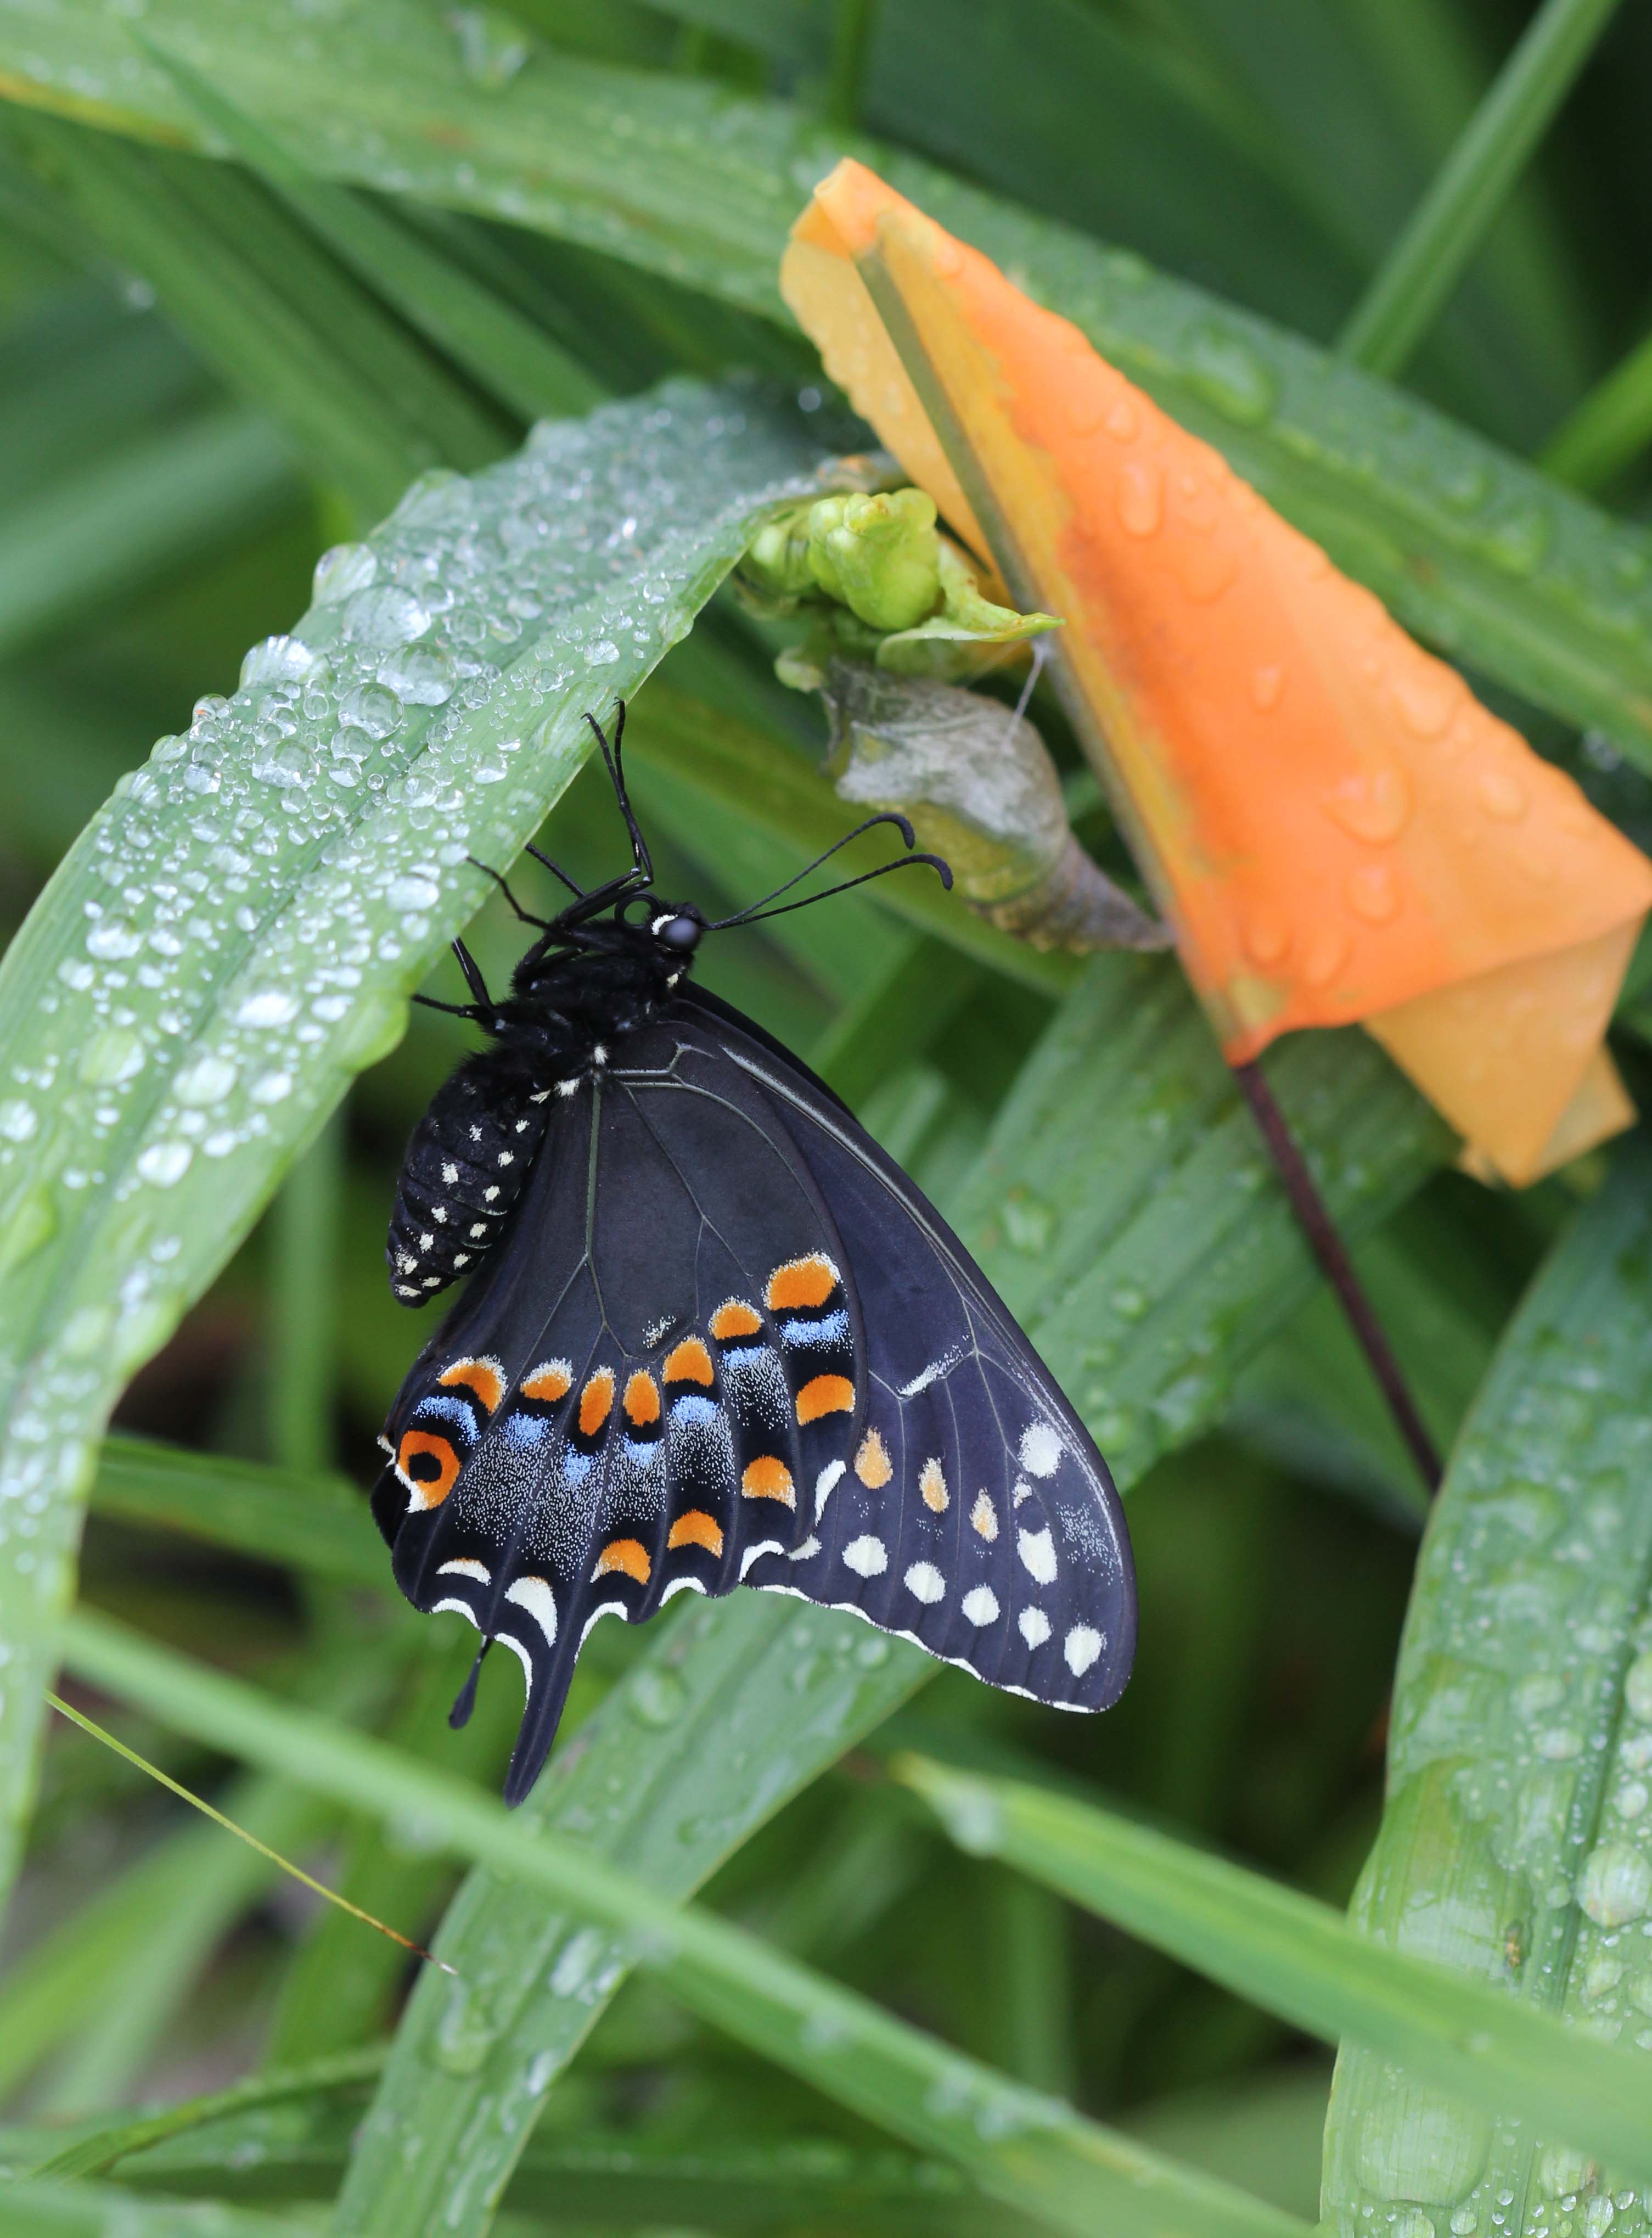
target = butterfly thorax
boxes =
[386,907,695,1305]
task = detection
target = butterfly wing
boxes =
[375,992,1134,1804]
[374,1020,870,1803]
[677,989,1136,1712]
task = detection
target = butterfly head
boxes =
[646,905,706,956]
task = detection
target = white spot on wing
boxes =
[970,1491,997,1542]
[903,1561,945,1604]
[1020,1422,1061,1478]
[962,1585,999,1625]
[740,1539,786,1579]
[842,1534,887,1578]
[789,1535,822,1561]
[495,1632,533,1690]
[662,1576,706,1602]
[1064,1624,1104,1675]
[1018,1527,1057,1584]
[814,1459,845,1519]
[437,1558,490,1585]
[505,1574,559,1647]
[579,1601,627,1646]
[432,1596,480,1628]
[1019,1607,1051,1648]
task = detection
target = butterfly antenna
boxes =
[585,703,653,884]
[710,813,952,930]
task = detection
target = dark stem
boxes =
[1231,1059,1442,1497]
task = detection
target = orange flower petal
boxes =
[783,160,1652,1182]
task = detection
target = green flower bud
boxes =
[806,489,941,632]
[739,497,818,601]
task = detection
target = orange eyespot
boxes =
[668,1509,724,1556]
[766,1254,839,1311]
[397,1429,461,1508]
[741,1455,796,1506]
[594,1536,651,1583]
[796,1373,855,1424]
[664,1337,715,1387]
[578,1367,615,1438]
[855,1429,892,1489]
[437,1357,504,1413]
[710,1300,762,1342]
[522,1360,572,1403]
[623,1370,661,1427]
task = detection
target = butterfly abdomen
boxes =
[387,1062,553,1304]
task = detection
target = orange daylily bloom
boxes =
[783,160,1652,1185]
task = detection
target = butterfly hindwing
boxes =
[374,1022,866,1801]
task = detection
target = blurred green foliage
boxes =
[0,4,1650,2236]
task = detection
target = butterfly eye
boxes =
[656,913,703,953]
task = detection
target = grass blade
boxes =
[88,1438,383,1589]
[4,7,1652,759]
[0,381,841,1919]
[62,1603,1307,2238]
[898,1749,1652,2184]
[1325,1138,1652,2226]
[1336,0,1625,375]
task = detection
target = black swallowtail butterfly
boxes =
[374,705,1136,1803]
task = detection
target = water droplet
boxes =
[449,2,530,85]
[1539,2145,1594,2198]
[1104,397,1138,441]
[1173,541,1238,602]
[1303,925,1350,986]
[343,586,431,650]
[235,990,299,1029]
[1323,766,1413,844]
[340,682,403,737]
[312,542,379,603]
[1484,502,1552,576]
[1389,669,1459,738]
[1114,459,1162,537]
[136,1140,193,1188]
[386,874,441,912]
[628,1668,687,1729]
[87,917,142,961]
[1476,769,1527,822]
[249,1071,293,1106]
[378,644,457,704]
[1580,1842,1652,1927]
[1346,862,1401,924]
[0,1097,39,1143]
[1242,906,1290,966]
[78,1029,145,1087]
[1183,323,1278,425]
[240,635,318,688]
[175,1055,237,1108]
[1249,664,1284,711]
[1618,1781,1649,1821]
[0,1185,55,1272]
[1625,1651,1652,1720]
[252,738,313,790]
[1585,2197,1616,2238]
[1001,1190,1055,1254]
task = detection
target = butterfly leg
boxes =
[585,703,654,884]
[468,857,552,931]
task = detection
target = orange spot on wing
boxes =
[920,1457,948,1511]
[522,1360,572,1403]
[664,1336,715,1387]
[594,1536,651,1583]
[437,1356,503,1413]
[741,1456,796,1505]
[796,1373,855,1424]
[398,1429,460,1507]
[668,1509,725,1556]
[766,1253,839,1311]
[855,1428,892,1489]
[710,1300,762,1341]
[578,1367,615,1438]
[623,1369,661,1427]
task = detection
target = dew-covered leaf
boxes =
[899,1750,1652,2186]
[65,1604,1308,2238]
[1324,1139,1652,2232]
[2,3,1651,762]
[0,378,849,1912]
